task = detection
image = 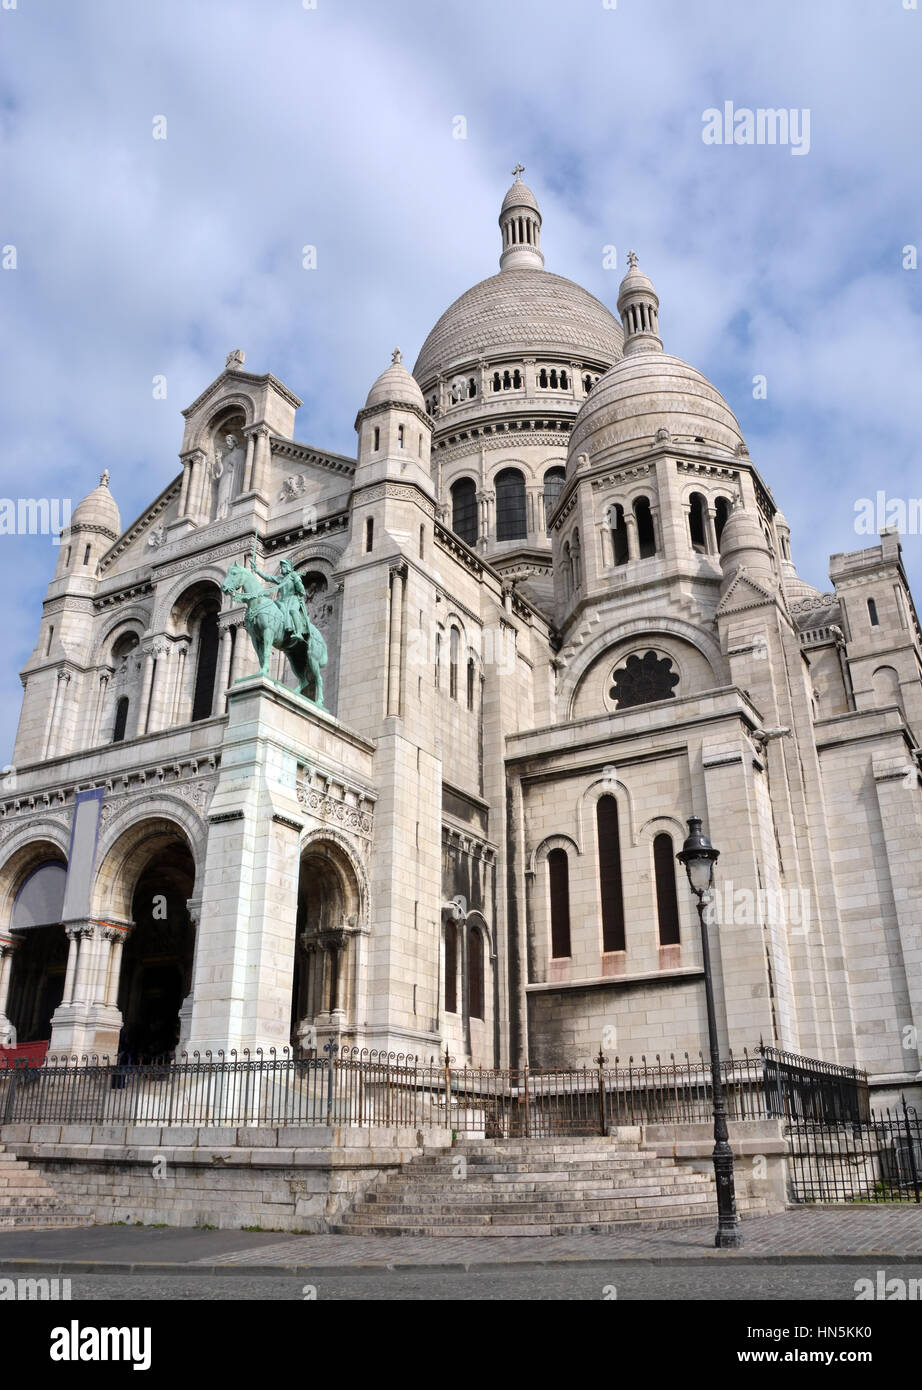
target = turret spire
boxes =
[617,250,663,355]
[499,167,544,272]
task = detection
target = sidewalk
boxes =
[0,1207,920,1274]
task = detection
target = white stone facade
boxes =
[1,177,920,1106]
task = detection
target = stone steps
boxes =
[332,1138,764,1237]
[0,1142,85,1229]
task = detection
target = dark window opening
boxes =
[496,468,527,541]
[112,696,130,743]
[444,924,457,1013]
[365,517,374,553]
[597,795,626,952]
[868,597,879,627]
[191,610,219,722]
[634,496,656,558]
[543,466,566,533]
[451,477,478,546]
[715,497,732,547]
[653,833,681,946]
[548,848,571,958]
[689,493,708,553]
[611,504,629,566]
[468,928,484,1019]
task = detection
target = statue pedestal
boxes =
[184,677,369,1059]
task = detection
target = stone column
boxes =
[145,641,168,733]
[102,925,130,1009]
[598,520,612,569]
[242,430,257,493]
[705,506,718,555]
[386,564,406,717]
[61,928,80,1006]
[170,639,191,725]
[214,622,235,716]
[90,669,112,745]
[250,425,271,497]
[177,456,193,516]
[183,450,207,521]
[44,670,71,760]
[522,357,536,395]
[625,512,639,562]
[649,502,663,555]
[134,646,156,738]
[0,937,18,1045]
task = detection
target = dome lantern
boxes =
[499,164,544,272]
[617,250,663,356]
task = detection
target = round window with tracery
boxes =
[609,650,680,709]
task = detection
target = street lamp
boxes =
[677,816,742,1250]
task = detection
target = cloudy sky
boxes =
[1,0,921,763]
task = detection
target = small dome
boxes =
[71,470,121,538]
[567,351,744,470]
[618,260,656,299]
[718,504,767,561]
[501,177,540,214]
[365,349,426,412]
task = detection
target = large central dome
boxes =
[413,268,624,385]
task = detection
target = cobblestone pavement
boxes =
[189,1207,922,1268]
[1,1206,919,1272]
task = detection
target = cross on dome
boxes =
[627,249,639,269]
[511,162,525,181]
[391,347,403,365]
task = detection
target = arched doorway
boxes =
[115,836,196,1060]
[3,847,68,1045]
[290,841,361,1054]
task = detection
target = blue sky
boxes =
[1,0,921,762]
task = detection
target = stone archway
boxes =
[90,818,198,1061]
[290,839,362,1054]
[0,840,68,1046]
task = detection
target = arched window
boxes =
[597,795,626,952]
[451,477,478,546]
[688,493,708,553]
[365,517,374,552]
[112,696,130,743]
[538,368,548,388]
[543,466,566,533]
[397,424,405,449]
[449,625,460,700]
[562,542,572,599]
[444,922,458,1014]
[373,427,380,451]
[512,369,522,389]
[548,848,571,958]
[468,927,484,1020]
[468,378,477,399]
[493,372,501,392]
[495,468,527,541]
[191,610,219,722]
[653,833,681,946]
[867,597,880,627]
[434,631,441,687]
[83,544,91,566]
[570,529,581,592]
[466,656,475,711]
[610,503,629,566]
[715,496,732,547]
[560,370,568,389]
[634,496,656,558]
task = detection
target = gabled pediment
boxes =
[716,569,779,615]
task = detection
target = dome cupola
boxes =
[499,164,544,271]
[718,496,776,593]
[617,250,662,356]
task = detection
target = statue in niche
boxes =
[212,432,244,519]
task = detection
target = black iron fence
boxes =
[787,1102,921,1205]
[0,1043,868,1135]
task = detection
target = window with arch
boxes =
[434,630,441,687]
[495,468,527,541]
[373,426,380,451]
[634,496,656,558]
[449,625,460,700]
[562,541,572,599]
[83,544,91,566]
[653,833,681,946]
[610,503,629,566]
[715,496,732,548]
[867,597,880,627]
[112,696,130,743]
[444,921,458,1014]
[191,609,219,722]
[543,466,566,533]
[468,926,484,1019]
[466,655,476,711]
[451,477,478,546]
[597,796,626,952]
[548,848,571,958]
[397,424,405,449]
[688,493,709,553]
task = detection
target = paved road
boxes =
[38,1261,922,1300]
[1,1206,919,1274]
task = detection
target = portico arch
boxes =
[290,837,364,1053]
[1,839,68,1045]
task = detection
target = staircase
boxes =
[0,1144,86,1229]
[333,1135,770,1236]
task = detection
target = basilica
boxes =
[1,170,920,1106]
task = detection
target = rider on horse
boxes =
[251,558,309,646]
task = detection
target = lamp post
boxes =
[677,816,741,1250]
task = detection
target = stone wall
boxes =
[0,1122,451,1233]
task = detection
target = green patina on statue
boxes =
[222,552,328,707]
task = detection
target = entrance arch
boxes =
[95,819,197,1060]
[1,841,68,1045]
[290,839,363,1053]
